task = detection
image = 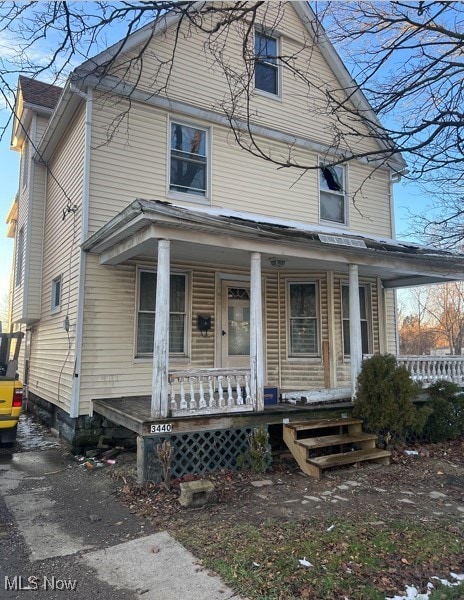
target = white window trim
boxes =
[51,275,62,314]
[254,29,283,101]
[285,279,320,359]
[341,281,372,359]
[167,116,212,205]
[134,266,191,360]
[318,159,349,227]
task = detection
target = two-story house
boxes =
[6,2,464,480]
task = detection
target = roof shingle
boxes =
[19,75,62,110]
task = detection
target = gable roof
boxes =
[18,76,62,111]
[72,1,405,172]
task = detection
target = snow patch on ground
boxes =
[386,573,464,599]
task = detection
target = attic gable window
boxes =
[170,122,207,198]
[255,31,279,96]
[320,164,346,225]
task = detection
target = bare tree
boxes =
[422,283,464,355]
[319,1,464,246]
[400,283,464,355]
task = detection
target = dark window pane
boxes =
[343,320,350,356]
[140,271,156,311]
[170,274,186,312]
[320,191,345,223]
[361,320,369,355]
[170,314,185,353]
[137,313,155,354]
[255,63,278,95]
[290,284,316,318]
[290,319,317,354]
[255,32,277,63]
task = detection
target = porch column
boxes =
[349,263,362,398]
[250,252,264,411]
[151,239,170,419]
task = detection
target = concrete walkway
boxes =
[0,441,243,600]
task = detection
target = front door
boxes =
[221,282,250,368]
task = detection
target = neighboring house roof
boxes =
[83,199,464,288]
[18,76,62,111]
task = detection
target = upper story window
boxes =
[342,283,371,356]
[255,31,279,97]
[170,122,208,198]
[137,269,189,357]
[320,164,346,225]
[15,226,24,287]
[288,282,319,356]
[21,142,29,189]
[51,276,62,313]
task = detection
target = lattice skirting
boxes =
[144,426,271,482]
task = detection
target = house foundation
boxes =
[26,392,136,451]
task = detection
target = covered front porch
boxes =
[83,199,464,425]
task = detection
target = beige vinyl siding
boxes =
[114,3,380,157]
[11,115,51,324]
[80,257,220,412]
[25,160,47,320]
[27,106,85,413]
[11,145,29,323]
[89,96,392,238]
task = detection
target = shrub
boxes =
[353,354,431,447]
[422,380,464,443]
[237,426,271,473]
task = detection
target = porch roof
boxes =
[82,199,464,288]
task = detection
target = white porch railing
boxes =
[168,368,255,417]
[396,356,464,387]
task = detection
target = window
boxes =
[15,227,24,287]
[255,31,279,96]
[320,164,346,224]
[170,122,207,197]
[21,142,29,189]
[288,282,318,356]
[51,276,62,313]
[342,284,371,356]
[137,270,188,356]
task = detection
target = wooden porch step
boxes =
[308,448,391,470]
[285,417,362,432]
[296,432,377,451]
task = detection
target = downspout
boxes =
[70,87,92,418]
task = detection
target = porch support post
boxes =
[349,264,362,398]
[250,252,264,411]
[151,239,170,419]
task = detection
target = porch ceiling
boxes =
[83,199,464,289]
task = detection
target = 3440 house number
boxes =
[150,423,173,434]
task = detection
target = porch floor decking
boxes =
[92,395,354,436]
